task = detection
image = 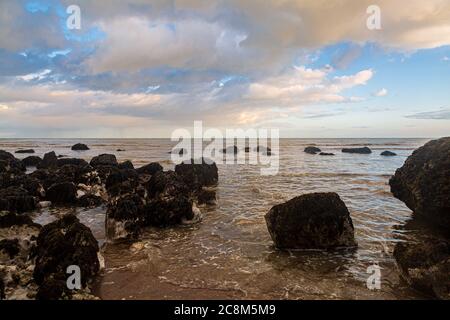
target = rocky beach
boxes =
[0,137,448,300]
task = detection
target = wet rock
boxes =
[71,143,89,151]
[197,188,217,205]
[77,194,103,208]
[22,156,42,167]
[381,150,397,156]
[265,192,357,249]
[136,162,163,175]
[0,277,4,300]
[33,214,99,300]
[118,160,134,170]
[0,171,44,197]
[37,151,58,169]
[175,158,218,190]
[15,149,35,154]
[304,146,321,154]
[144,171,194,226]
[0,211,39,228]
[394,235,450,300]
[57,158,89,167]
[90,154,118,167]
[0,239,20,259]
[105,168,139,195]
[0,150,25,172]
[46,182,77,205]
[106,194,145,240]
[319,152,335,156]
[0,187,36,213]
[116,149,125,152]
[342,147,372,154]
[389,137,450,232]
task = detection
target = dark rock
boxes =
[46,182,77,205]
[0,211,39,228]
[37,151,58,169]
[175,158,218,190]
[71,143,89,151]
[106,194,145,240]
[319,152,335,156]
[118,160,134,170]
[57,158,89,167]
[136,162,163,175]
[389,137,450,232]
[144,171,194,226]
[0,150,25,172]
[0,238,20,258]
[105,168,139,193]
[0,277,4,300]
[381,150,397,156]
[244,147,251,153]
[0,172,44,198]
[90,154,118,167]
[342,147,372,154]
[22,156,42,167]
[77,194,103,208]
[33,214,99,299]
[116,149,125,152]
[304,146,321,154]
[394,235,450,300]
[15,149,35,154]
[0,187,36,213]
[265,192,357,249]
[197,188,217,205]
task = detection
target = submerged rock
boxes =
[319,152,335,156]
[136,162,163,175]
[90,154,118,167]
[46,182,77,205]
[71,143,89,151]
[37,151,57,169]
[381,150,397,156]
[15,149,35,154]
[390,137,450,232]
[22,156,42,167]
[265,192,357,249]
[0,187,36,213]
[342,147,372,154]
[304,146,321,154]
[33,214,99,300]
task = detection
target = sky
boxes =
[0,0,449,138]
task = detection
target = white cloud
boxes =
[374,88,388,97]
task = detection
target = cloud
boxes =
[374,88,388,97]
[406,108,450,120]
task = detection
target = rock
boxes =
[22,156,42,167]
[0,211,39,228]
[304,146,321,154]
[90,154,118,167]
[319,152,335,156]
[0,171,44,197]
[136,162,163,175]
[0,239,20,258]
[71,143,89,151]
[221,146,239,154]
[381,150,397,156]
[0,150,25,172]
[57,158,89,167]
[0,277,4,300]
[46,182,77,205]
[106,194,145,240]
[0,187,36,213]
[394,235,450,300]
[15,149,35,154]
[144,171,194,226]
[33,214,99,300]
[265,192,357,249]
[105,168,139,195]
[116,149,125,152]
[175,158,218,190]
[389,137,450,232]
[37,201,51,209]
[118,160,134,170]
[197,188,217,205]
[77,194,103,208]
[244,147,251,153]
[37,151,58,169]
[342,147,372,154]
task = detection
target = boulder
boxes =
[33,214,100,299]
[15,149,35,154]
[90,154,118,167]
[22,155,42,167]
[37,151,58,169]
[0,172,44,198]
[265,192,357,249]
[0,211,39,228]
[0,238,20,258]
[381,150,397,156]
[57,158,89,167]
[136,162,163,175]
[71,143,89,151]
[0,150,25,172]
[342,147,372,154]
[0,187,36,213]
[175,158,218,190]
[389,137,450,232]
[77,194,103,208]
[46,182,77,205]
[118,160,134,170]
[319,152,335,156]
[304,146,321,154]
[106,194,145,240]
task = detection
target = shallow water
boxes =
[0,138,431,299]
